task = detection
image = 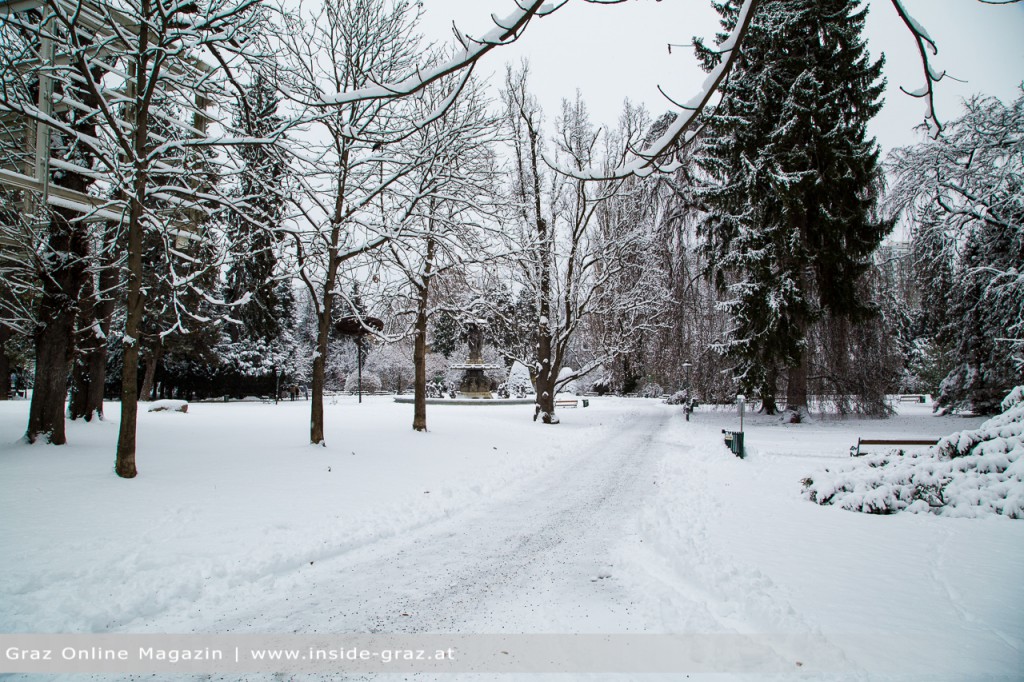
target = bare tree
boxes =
[381,74,500,431]
[276,0,444,445]
[0,0,276,475]
[502,66,669,423]
[0,6,109,442]
[324,0,763,180]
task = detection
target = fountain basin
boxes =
[393,397,534,406]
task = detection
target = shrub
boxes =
[802,387,1024,518]
[343,369,381,394]
[639,383,664,399]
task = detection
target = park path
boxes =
[209,405,675,636]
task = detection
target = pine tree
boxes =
[694,0,889,419]
[224,70,289,348]
[220,69,293,386]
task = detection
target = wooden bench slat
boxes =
[851,437,941,457]
[859,439,939,446]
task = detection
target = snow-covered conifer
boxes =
[694,0,888,420]
[887,92,1024,414]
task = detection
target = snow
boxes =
[555,366,578,395]
[804,388,1024,518]
[146,399,189,413]
[505,360,533,396]
[316,1,550,106]
[892,0,936,50]
[1,398,1021,679]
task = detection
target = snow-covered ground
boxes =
[1,397,1021,680]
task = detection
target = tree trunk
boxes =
[412,293,429,432]
[68,277,97,420]
[26,314,76,443]
[309,300,331,446]
[26,208,88,444]
[785,344,810,420]
[832,316,851,415]
[307,142,348,446]
[69,227,118,421]
[138,340,162,402]
[533,350,557,423]
[412,232,435,433]
[0,324,11,401]
[760,366,779,415]
[115,191,147,479]
[534,217,557,425]
[534,312,557,422]
[68,312,112,421]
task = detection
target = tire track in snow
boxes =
[214,406,672,637]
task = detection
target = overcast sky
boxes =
[418,0,1024,154]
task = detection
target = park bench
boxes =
[555,398,589,408]
[850,437,940,457]
[897,394,927,403]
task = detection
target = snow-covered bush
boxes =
[505,360,533,398]
[556,367,579,395]
[582,367,615,395]
[802,387,1024,518]
[365,342,414,393]
[664,390,691,405]
[343,369,381,394]
[639,382,664,399]
[426,376,449,399]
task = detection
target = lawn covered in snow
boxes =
[1,396,1021,680]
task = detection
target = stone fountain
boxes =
[448,321,503,399]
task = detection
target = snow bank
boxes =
[803,387,1024,518]
[147,399,188,413]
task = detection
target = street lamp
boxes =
[335,316,384,403]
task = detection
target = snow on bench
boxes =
[850,437,939,457]
[147,399,189,413]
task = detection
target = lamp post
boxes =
[335,316,384,404]
[682,362,692,390]
[721,393,746,458]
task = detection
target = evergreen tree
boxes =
[224,70,289,348]
[134,94,225,401]
[212,67,296,396]
[888,92,1024,413]
[694,0,889,419]
[430,311,461,359]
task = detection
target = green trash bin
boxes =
[722,429,745,458]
